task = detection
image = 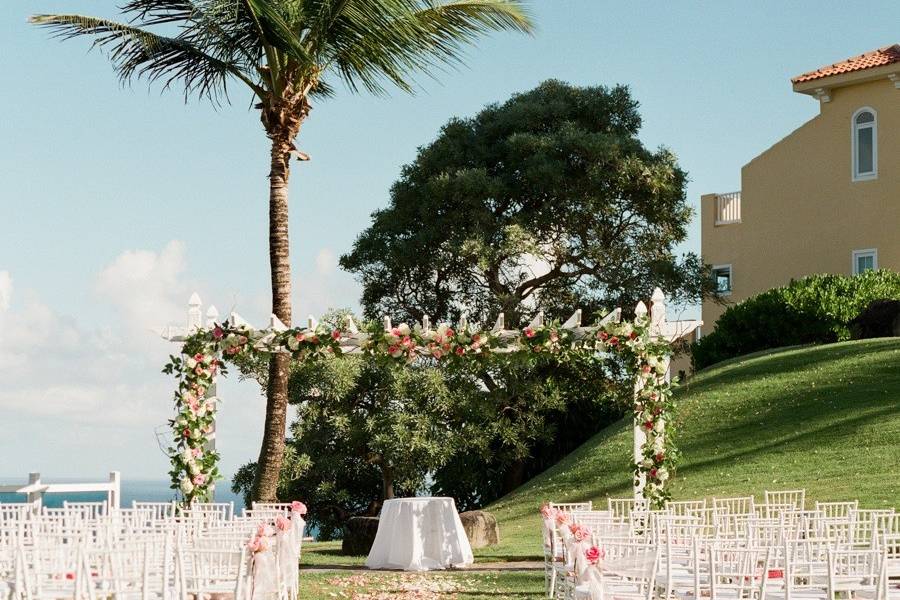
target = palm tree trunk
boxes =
[252,133,294,502]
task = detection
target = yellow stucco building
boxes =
[701,44,900,330]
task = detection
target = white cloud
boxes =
[0,242,196,428]
[0,271,11,311]
[94,240,189,335]
[0,242,361,478]
[314,248,338,275]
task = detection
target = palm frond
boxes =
[324,0,533,95]
[242,0,313,68]
[120,0,200,25]
[29,13,262,101]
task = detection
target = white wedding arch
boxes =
[160,288,700,508]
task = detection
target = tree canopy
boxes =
[341,79,711,328]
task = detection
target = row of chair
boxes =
[542,491,900,600]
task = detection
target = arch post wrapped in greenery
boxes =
[163,288,699,508]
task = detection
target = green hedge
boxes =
[692,270,900,369]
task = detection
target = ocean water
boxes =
[0,479,244,512]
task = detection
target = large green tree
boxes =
[342,80,712,493]
[342,80,709,325]
[31,0,532,501]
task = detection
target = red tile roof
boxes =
[792,44,900,83]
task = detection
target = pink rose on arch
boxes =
[191,447,202,458]
[275,515,291,532]
[291,501,308,515]
[332,329,341,340]
[455,346,465,356]
[212,326,224,340]
[432,348,443,359]
[585,545,604,565]
[192,474,206,486]
[524,327,536,338]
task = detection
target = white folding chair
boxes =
[62,502,107,521]
[766,490,806,512]
[713,496,755,516]
[666,500,707,518]
[176,547,249,600]
[82,544,154,600]
[826,548,885,600]
[851,510,894,548]
[709,545,770,600]
[608,498,648,521]
[596,540,659,600]
[132,502,177,522]
[816,501,858,520]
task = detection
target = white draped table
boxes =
[365,497,474,571]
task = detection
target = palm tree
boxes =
[31,0,532,501]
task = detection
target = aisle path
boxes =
[300,560,543,573]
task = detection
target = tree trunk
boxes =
[501,457,526,495]
[251,133,294,502]
[382,465,395,500]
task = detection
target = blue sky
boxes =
[1,1,898,481]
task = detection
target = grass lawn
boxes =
[480,339,900,561]
[300,569,544,599]
[300,339,900,596]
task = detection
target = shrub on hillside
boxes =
[692,270,900,369]
[849,299,900,340]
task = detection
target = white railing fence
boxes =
[0,471,120,510]
[715,191,741,225]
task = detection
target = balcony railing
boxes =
[715,191,741,225]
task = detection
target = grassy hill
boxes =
[478,339,900,561]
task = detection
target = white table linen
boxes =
[365,497,474,571]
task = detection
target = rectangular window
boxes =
[857,127,874,175]
[712,265,732,295]
[852,249,877,275]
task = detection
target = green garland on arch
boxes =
[163,313,677,507]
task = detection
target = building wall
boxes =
[702,78,899,329]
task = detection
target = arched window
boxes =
[852,108,877,181]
